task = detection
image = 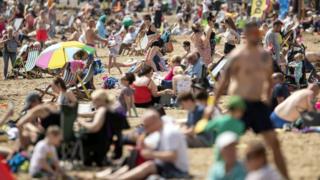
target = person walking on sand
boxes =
[35,10,49,49]
[213,21,289,179]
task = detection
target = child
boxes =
[245,142,282,180]
[29,126,66,179]
[119,73,137,117]
[107,30,124,74]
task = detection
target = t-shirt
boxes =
[246,165,282,180]
[29,139,58,176]
[155,122,189,172]
[208,161,247,180]
[271,83,290,110]
[187,105,205,127]
[205,114,245,161]
[119,86,135,112]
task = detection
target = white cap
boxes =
[216,131,238,150]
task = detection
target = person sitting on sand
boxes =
[132,65,172,108]
[245,142,282,180]
[208,132,247,180]
[164,56,182,81]
[172,66,192,97]
[185,52,205,79]
[271,73,290,111]
[181,41,191,66]
[29,126,68,179]
[51,77,77,107]
[270,83,320,128]
[101,109,189,179]
[178,92,212,148]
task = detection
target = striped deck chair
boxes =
[130,34,148,56]
[25,47,40,72]
[70,63,95,100]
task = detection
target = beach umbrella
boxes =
[35,41,95,70]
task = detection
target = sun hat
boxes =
[216,131,238,150]
[226,96,246,110]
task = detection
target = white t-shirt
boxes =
[123,31,137,44]
[202,0,212,13]
[29,139,58,175]
[155,122,189,172]
[246,165,282,180]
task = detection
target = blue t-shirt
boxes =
[187,105,205,127]
[208,161,247,180]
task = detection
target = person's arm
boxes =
[39,158,56,175]
[214,56,236,106]
[78,107,105,133]
[172,76,178,96]
[149,80,170,97]
[124,94,132,112]
[17,105,51,128]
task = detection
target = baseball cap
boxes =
[23,92,42,111]
[216,131,238,150]
[226,96,246,111]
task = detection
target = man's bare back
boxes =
[85,28,96,45]
[227,45,273,101]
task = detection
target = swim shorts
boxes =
[241,101,274,133]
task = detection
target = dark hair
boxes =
[191,23,201,33]
[138,64,153,77]
[183,41,190,47]
[195,91,208,101]
[177,92,195,103]
[150,104,166,117]
[225,17,237,31]
[53,77,67,91]
[151,39,164,48]
[143,14,152,21]
[123,72,136,85]
[207,12,215,22]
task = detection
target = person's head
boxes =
[142,109,163,134]
[99,15,107,24]
[173,66,184,76]
[216,131,239,165]
[149,104,166,117]
[183,41,191,52]
[88,19,96,28]
[226,96,246,119]
[143,14,152,25]
[186,52,198,65]
[45,125,62,146]
[128,26,135,33]
[170,56,182,67]
[23,92,42,111]
[177,92,196,111]
[191,23,202,33]
[195,91,208,106]
[307,83,320,96]
[207,13,216,26]
[39,10,46,18]
[51,77,67,93]
[273,20,283,33]
[244,21,261,46]
[121,72,136,86]
[7,26,13,37]
[224,17,237,31]
[245,142,268,171]
[91,89,114,108]
[272,73,285,85]
[138,64,154,78]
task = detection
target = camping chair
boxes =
[60,104,84,168]
[129,34,148,56]
[69,63,95,100]
[208,56,228,86]
[24,46,42,78]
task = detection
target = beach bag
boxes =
[7,151,29,173]
[165,42,174,53]
[102,76,118,89]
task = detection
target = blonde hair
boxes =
[173,66,184,75]
[91,89,115,105]
[169,55,182,66]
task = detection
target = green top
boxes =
[205,114,245,161]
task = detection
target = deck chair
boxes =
[70,63,95,100]
[24,46,42,78]
[208,56,228,85]
[35,68,77,102]
[130,34,148,56]
[60,104,84,168]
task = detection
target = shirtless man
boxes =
[270,84,319,128]
[85,19,108,48]
[35,10,49,48]
[214,22,289,179]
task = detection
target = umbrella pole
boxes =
[76,74,90,99]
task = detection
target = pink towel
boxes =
[70,60,85,74]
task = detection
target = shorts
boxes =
[241,101,274,133]
[270,112,290,128]
[36,29,48,43]
[156,162,189,179]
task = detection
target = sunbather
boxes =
[51,77,77,106]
